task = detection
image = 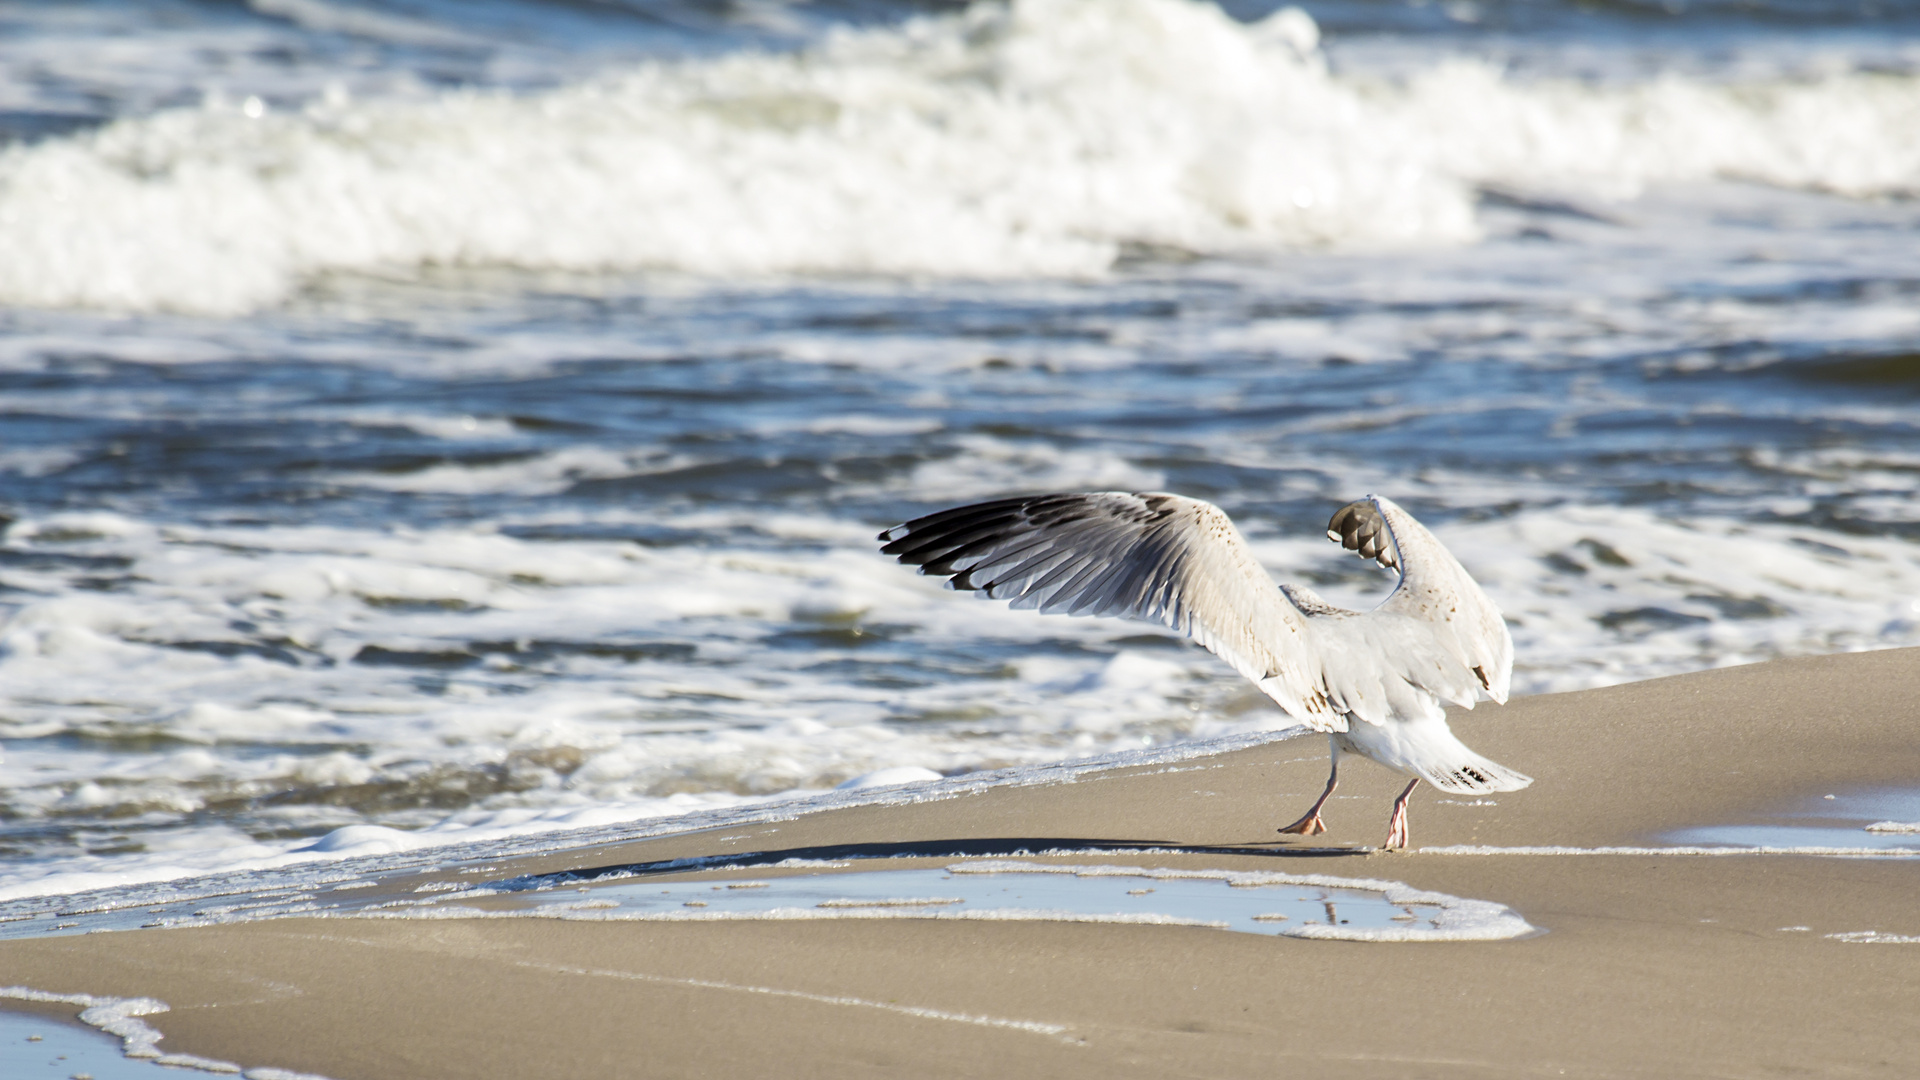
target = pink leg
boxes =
[1278,755,1338,837]
[1383,778,1420,850]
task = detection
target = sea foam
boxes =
[3,0,1919,313]
[5,490,1920,897]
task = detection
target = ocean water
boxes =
[2,0,1919,900]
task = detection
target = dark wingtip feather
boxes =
[1326,498,1397,571]
[877,493,1183,616]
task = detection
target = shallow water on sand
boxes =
[497,862,1469,937]
[0,852,1535,945]
[3,0,1920,898]
[1668,787,1920,851]
[0,1011,173,1080]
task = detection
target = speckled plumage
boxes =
[879,492,1531,846]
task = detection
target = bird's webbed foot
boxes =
[1381,778,1420,850]
[1279,743,1340,839]
[1277,811,1327,836]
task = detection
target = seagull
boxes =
[877,492,1529,849]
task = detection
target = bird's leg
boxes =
[1278,744,1339,837]
[1383,778,1420,850]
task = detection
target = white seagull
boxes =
[878,492,1529,849]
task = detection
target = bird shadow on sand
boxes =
[499,837,1371,890]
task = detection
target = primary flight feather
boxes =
[877,492,1529,849]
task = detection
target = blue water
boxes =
[1669,787,1920,850]
[505,864,1446,934]
[0,857,1481,943]
[2,0,1919,899]
[0,1011,169,1080]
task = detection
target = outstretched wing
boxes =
[1313,495,1514,724]
[878,492,1342,729]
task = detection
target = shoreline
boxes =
[4,648,1918,1078]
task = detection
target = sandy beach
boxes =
[4,647,1918,1078]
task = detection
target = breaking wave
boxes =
[4,0,1920,313]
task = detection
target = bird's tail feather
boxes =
[1335,712,1532,794]
[1415,753,1532,794]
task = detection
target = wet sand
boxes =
[4,648,1919,1078]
